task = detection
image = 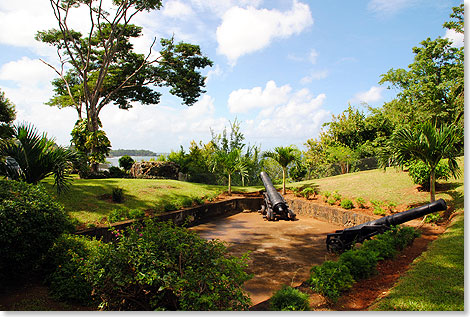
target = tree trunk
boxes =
[87,109,100,174]
[282,167,286,195]
[228,173,232,196]
[430,168,436,202]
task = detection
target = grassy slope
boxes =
[41,177,224,223]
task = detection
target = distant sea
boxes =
[106,156,159,167]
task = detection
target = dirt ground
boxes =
[190,209,446,311]
[191,211,344,305]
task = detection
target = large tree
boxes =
[37,0,212,171]
[379,4,464,128]
[0,89,16,140]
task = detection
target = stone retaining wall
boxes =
[76,197,263,241]
[285,197,379,227]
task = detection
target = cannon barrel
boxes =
[259,171,295,220]
[326,198,447,252]
[260,171,286,211]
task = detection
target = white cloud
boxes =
[227,80,292,113]
[216,0,313,64]
[162,0,194,19]
[351,86,384,103]
[367,0,418,15]
[444,29,464,48]
[0,57,56,86]
[227,81,330,149]
[309,49,319,64]
[300,69,329,84]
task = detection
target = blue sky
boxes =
[0,0,464,153]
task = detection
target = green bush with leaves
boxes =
[355,197,366,208]
[332,191,341,201]
[339,248,379,280]
[407,159,451,191]
[0,180,74,285]
[301,187,317,199]
[327,198,336,205]
[373,206,386,216]
[44,234,101,305]
[108,207,145,223]
[270,286,310,311]
[340,199,354,209]
[111,187,124,203]
[308,261,355,302]
[86,220,252,310]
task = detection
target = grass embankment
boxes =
[41,177,221,224]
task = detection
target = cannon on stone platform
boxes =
[259,171,296,221]
[326,198,447,253]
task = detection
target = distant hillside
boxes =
[109,149,157,157]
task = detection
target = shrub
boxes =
[387,202,397,213]
[424,212,442,223]
[322,191,331,201]
[108,208,129,223]
[181,196,194,208]
[108,166,126,178]
[373,206,386,216]
[163,201,178,212]
[356,197,366,208]
[128,208,145,219]
[112,187,124,203]
[340,199,354,209]
[339,248,379,280]
[327,198,336,205]
[407,160,451,190]
[270,286,310,311]
[86,220,252,310]
[301,187,317,199]
[332,191,341,201]
[292,187,303,197]
[0,180,74,284]
[44,234,100,305]
[118,155,135,171]
[309,261,354,302]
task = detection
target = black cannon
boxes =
[259,171,296,221]
[326,198,447,252]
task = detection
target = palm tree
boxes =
[387,121,463,202]
[212,148,247,195]
[262,146,301,195]
[0,122,77,193]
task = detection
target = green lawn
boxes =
[41,177,226,224]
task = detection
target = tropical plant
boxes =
[384,121,463,202]
[270,286,310,311]
[118,155,135,171]
[0,123,77,193]
[262,146,301,194]
[212,148,247,195]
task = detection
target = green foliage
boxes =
[0,180,74,284]
[373,206,386,216]
[86,220,252,310]
[332,191,342,201]
[108,166,126,178]
[355,197,366,208]
[269,286,310,311]
[118,155,135,171]
[111,187,124,203]
[0,122,77,193]
[44,234,100,305]
[107,207,144,223]
[340,199,354,209]
[322,191,331,199]
[263,145,301,194]
[308,261,355,302]
[424,212,442,223]
[0,89,16,139]
[301,187,317,199]
[407,160,451,190]
[327,198,336,205]
[339,248,379,280]
[71,119,111,169]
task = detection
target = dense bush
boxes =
[407,160,451,190]
[108,166,126,178]
[108,207,145,223]
[308,261,355,302]
[269,286,310,311]
[355,197,366,208]
[45,234,100,305]
[340,199,354,209]
[0,180,74,284]
[111,187,124,203]
[339,249,378,280]
[301,187,317,199]
[85,220,252,310]
[118,155,135,171]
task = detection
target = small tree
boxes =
[119,155,135,172]
[212,148,247,195]
[0,89,16,140]
[262,146,301,195]
[0,123,77,193]
[386,121,463,202]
